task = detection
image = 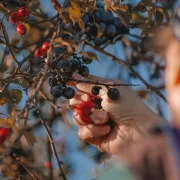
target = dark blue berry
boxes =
[113,17,122,28]
[58,60,71,72]
[86,25,98,40]
[62,34,73,41]
[101,11,114,24]
[63,87,75,99]
[105,24,117,37]
[107,88,120,100]
[70,60,80,72]
[82,56,92,64]
[82,14,90,23]
[127,4,133,13]
[94,38,104,46]
[50,86,63,98]
[94,11,102,22]
[77,65,89,77]
[92,86,102,95]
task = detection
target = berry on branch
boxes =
[34,48,44,58]
[107,88,120,100]
[16,24,27,35]
[63,87,75,99]
[9,12,21,24]
[50,86,64,98]
[18,7,29,18]
[42,41,50,53]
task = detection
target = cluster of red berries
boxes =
[74,101,95,124]
[0,128,10,145]
[34,41,50,58]
[9,7,29,35]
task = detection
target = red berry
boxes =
[0,128,10,145]
[16,24,27,35]
[42,42,50,53]
[9,12,21,24]
[34,48,44,58]
[44,161,51,168]
[54,2,62,10]
[18,7,29,18]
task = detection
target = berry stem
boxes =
[70,78,139,87]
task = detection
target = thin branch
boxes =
[83,42,167,103]
[33,103,67,180]
[71,78,139,87]
[13,154,38,180]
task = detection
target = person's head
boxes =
[156,8,180,126]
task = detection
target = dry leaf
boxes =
[79,51,98,61]
[65,1,82,25]
[0,118,14,128]
[10,89,22,104]
[96,24,104,38]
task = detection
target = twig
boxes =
[33,103,67,180]
[13,154,38,180]
[83,42,167,103]
[71,78,139,87]
[0,19,20,65]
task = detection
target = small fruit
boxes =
[105,24,117,37]
[18,7,29,18]
[0,128,10,145]
[101,12,114,24]
[16,24,27,35]
[94,38,104,46]
[44,161,52,168]
[63,87,75,99]
[50,86,63,98]
[113,17,122,28]
[70,60,80,72]
[42,41,50,53]
[9,12,20,24]
[82,57,92,64]
[82,14,90,23]
[107,88,120,100]
[94,11,102,22]
[86,25,98,40]
[77,65,89,77]
[58,60,71,72]
[92,86,102,96]
[34,48,44,58]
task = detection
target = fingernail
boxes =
[73,73,87,81]
[91,111,109,123]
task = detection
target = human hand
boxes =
[70,73,163,155]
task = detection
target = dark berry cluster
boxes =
[44,49,90,99]
[9,7,29,35]
[62,4,129,46]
